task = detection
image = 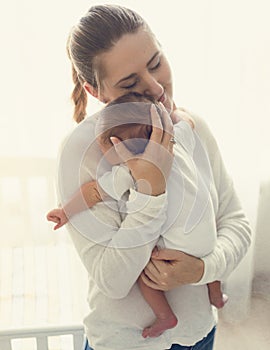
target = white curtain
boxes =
[1,0,270,322]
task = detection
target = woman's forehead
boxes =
[99,28,160,85]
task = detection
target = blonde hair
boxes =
[66,5,146,123]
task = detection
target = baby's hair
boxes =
[96,92,162,154]
[106,92,155,107]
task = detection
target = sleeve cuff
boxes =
[98,165,135,200]
[192,254,216,286]
[126,188,168,214]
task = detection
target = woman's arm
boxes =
[196,117,252,284]
[67,189,167,299]
[141,113,252,290]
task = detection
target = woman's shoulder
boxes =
[176,107,218,152]
[58,114,98,156]
[57,115,104,201]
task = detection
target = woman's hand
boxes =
[110,103,174,196]
[140,248,205,291]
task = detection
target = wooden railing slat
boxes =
[36,336,49,350]
[0,339,12,350]
[0,325,84,349]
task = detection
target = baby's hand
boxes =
[46,208,68,230]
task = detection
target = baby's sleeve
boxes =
[98,165,135,200]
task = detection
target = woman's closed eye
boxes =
[121,58,161,90]
[149,60,161,72]
[122,81,138,89]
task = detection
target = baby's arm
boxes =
[66,181,104,213]
[47,166,134,230]
[67,165,134,215]
[46,208,68,230]
[97,165,135,200]
[47,180,105,230]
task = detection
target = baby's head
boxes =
[96,92,162,162]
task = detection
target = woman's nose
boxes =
[143,74,164,100]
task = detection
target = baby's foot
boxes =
[210,293,229,309]
[142,314,178,338]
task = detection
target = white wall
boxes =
[1,0,269,213]
[253,179,270,290]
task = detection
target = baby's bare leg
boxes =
[137,276,178,338]
[207,281,228,309]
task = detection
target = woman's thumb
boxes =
[151,248,181,261]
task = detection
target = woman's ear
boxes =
[83,82,108,103]
[83,82,99,98]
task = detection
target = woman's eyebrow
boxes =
[114,51,160,87]
[115,73,137,87]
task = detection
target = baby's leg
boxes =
[137,276,178,338]
[207,281,228,309]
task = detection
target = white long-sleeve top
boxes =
[57,111,252,349]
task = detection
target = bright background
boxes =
[1,0,270,220]
[0,0,269,347]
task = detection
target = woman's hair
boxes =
[96,92,159,155]
[67,5,147,123]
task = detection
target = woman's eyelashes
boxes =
[121,63,161,90]
[149,60,161,71]
[122,81,138,89]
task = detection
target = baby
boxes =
[47,92,227,338]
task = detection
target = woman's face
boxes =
[97,27,175,113]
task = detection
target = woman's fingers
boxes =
[140,269,169,291]
[150,249,205,287]
[149,104,163,144]
[148,103,174,153]
[143,259,160,282]
[159,103,174,146]
[143,258,174,291]
[110,136,134,162]
[140,271,162,290]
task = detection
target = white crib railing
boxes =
[0,158,88,350]
[0,325,85,350]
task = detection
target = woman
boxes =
[58,4,252,350]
